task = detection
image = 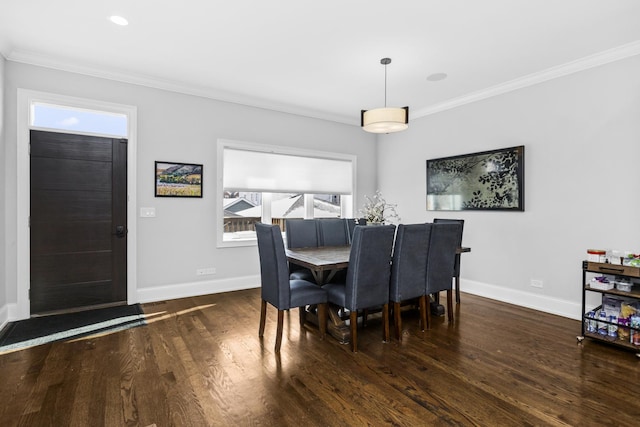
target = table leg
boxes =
[304,268,352,343]
[327,304,350,343]
[429,294,445,316]
[303,304,351,343]
[311,270,325,286]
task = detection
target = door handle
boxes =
[113,225,127,238]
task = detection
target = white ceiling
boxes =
[1,1,640,126]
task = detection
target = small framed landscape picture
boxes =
[155,161,203,198]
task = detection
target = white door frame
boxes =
[16,89,138,320]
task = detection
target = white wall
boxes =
[3,61,377,312]
[378,55,640,319]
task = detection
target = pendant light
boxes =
[361,58,409,134]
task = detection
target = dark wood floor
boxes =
[1,288,639,426]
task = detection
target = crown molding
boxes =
[412,40,640,119]
[6,49,354,126]
[7,41,640,125]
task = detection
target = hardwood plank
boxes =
[68,340,101,426]
[1,290,640,426]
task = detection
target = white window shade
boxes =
[223,148,353,194]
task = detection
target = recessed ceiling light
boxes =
[109,15,129,26]
[427,72,447,82]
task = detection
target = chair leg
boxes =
[362,309,368,327]
[350,311,358,352]
[275,309,284,352]
[382,303,389,343]
[447,290,454,324]
[455,275,461,303]
[317,303,327,339]
[393,301,402,341]
[259,299,267,337]
[299,305,307,327]
[419,295,427,332]
[425,296,432,330]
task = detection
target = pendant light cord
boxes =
[380,57,391,107]
[384,62,387,107]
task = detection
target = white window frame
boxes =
[216,139,356,248]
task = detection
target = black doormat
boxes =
[0,304,146,354]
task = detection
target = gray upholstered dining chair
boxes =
[317,218,351,284]
[323,224,396,352]
[433,218,465,303]
[285,219,320,281]
[425,222,461,329]
[256,223,328,352]
[345,218,366,244]
[389,223,432,340]
[317,218,350,247]
[285,219,320,248]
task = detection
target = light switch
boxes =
[140,207,156,218]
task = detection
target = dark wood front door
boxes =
[30,130,127,315]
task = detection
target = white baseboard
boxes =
[136,275,260,305]
[136,276,582,321]
[0,303,21,328]
[461,278,582,321]
[0,304,8,331]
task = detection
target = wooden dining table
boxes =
[285,245,351,285]
[286,245,471,343]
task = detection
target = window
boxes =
[31,102,127,137]
[217,139,356,247]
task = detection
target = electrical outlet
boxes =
[196,267,216,276]
[530,279,543,288]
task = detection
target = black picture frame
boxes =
[155,161,203,198]
[426,145,524,211]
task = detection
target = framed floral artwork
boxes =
[426,146,524,211]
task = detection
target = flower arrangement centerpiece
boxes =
[357,190,400,225]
